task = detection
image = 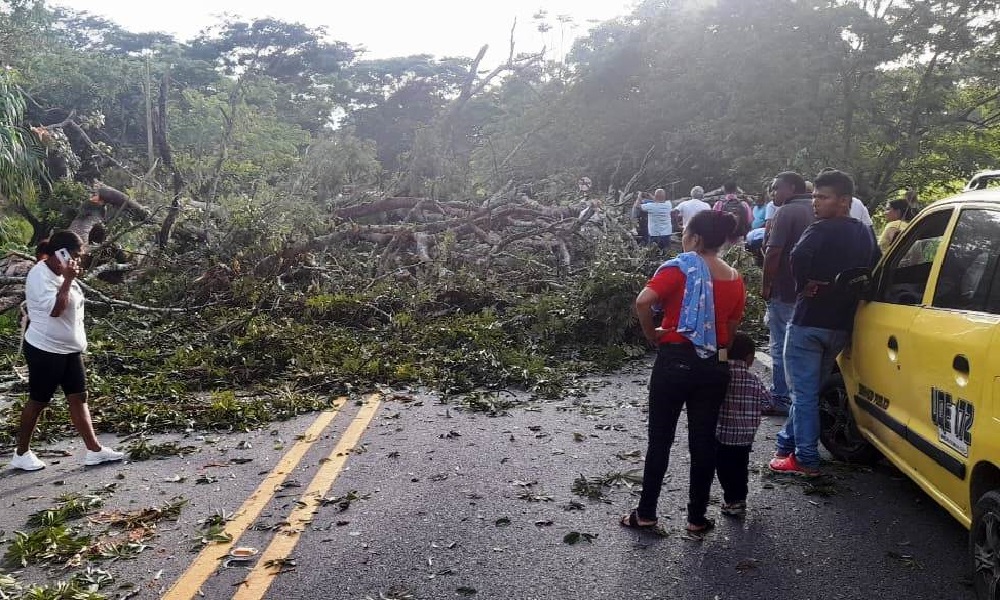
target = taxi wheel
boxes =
[972,490,1000,599]
[818,373,880,464]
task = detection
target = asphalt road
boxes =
[0,358,975,600]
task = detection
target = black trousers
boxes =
[715,442,752,504]
[637,344,729,526]
[24,340,86,403]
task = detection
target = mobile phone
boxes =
[55,248,72,266]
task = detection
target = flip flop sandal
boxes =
[721,502,746,516]
[620,509,658,530]
[685,519,716,537]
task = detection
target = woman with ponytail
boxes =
[8,230,123,471]
[620,210,746,535]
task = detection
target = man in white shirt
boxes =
[850,197,873,228]
[634,188,674,249]
[672,186,712,230]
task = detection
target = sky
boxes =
[52,0,637,63]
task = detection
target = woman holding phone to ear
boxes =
[8,230,123,471]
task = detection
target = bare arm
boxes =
[727,274,744,349]
[761,246,782,300]
[761,207,792,300]
[635,287,661,345]
[726,319,741,351]
[632,195,645,219]
[752,374,772,406]
[50,260,79,318]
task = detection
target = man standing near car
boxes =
[761,172,813,415]
[769,169,879,477]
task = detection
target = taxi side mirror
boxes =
[835,267,874,300]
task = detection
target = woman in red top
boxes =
[621,210,746,535]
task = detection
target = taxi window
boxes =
[877,209,952,305]
[933,209,1000,312]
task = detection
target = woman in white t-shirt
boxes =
[8,231,123,471]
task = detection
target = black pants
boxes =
[24,340,86,403]
[637,344,729,526]
[715,442,752,504]
[650,235,671,250]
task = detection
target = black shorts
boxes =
[23,340,87,403]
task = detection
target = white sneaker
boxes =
[85,447,125,466]
[9,450,46,471]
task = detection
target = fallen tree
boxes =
[0,45,763,454]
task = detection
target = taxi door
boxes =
[906,207,1000,520]
[841,208,955,463]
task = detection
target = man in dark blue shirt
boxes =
[769,170,879,477]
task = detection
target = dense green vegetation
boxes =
[0,0,997,451]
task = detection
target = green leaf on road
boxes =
[563,531,597,545]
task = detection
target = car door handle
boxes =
[953,355,970,375]
[888,336,898,352]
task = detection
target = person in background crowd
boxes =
[745,193,770,265]
[878,199,918,252]
[850,196,874,229]
[621,210,745,536]
[673,186,712,231]
[712,182,753,240]
[633,191,654,244]
[633,188,674,249]
[715,332,770,517]
[770,170,879,477]
[751,194,768,230]
[764,193,778,233]
[761,172,813,416]
[8,231,124,472]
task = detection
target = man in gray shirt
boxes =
[761,171,814,414]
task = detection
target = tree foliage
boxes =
[5,0,998,209]
[471,0,1000,203]
[0,69,46,206]
[0,0,997,436]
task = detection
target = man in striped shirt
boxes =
[715,333,771,516]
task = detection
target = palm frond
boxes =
[0,69,47,203]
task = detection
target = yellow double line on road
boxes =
[163,394,382,600]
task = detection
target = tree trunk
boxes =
[152,67,184,250]
[154,67,185,199]
[64,185,150,246]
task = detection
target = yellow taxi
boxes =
[820,189,1000,599]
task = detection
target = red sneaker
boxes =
[768,454,820,477]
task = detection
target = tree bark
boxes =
[154,67,185,199]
